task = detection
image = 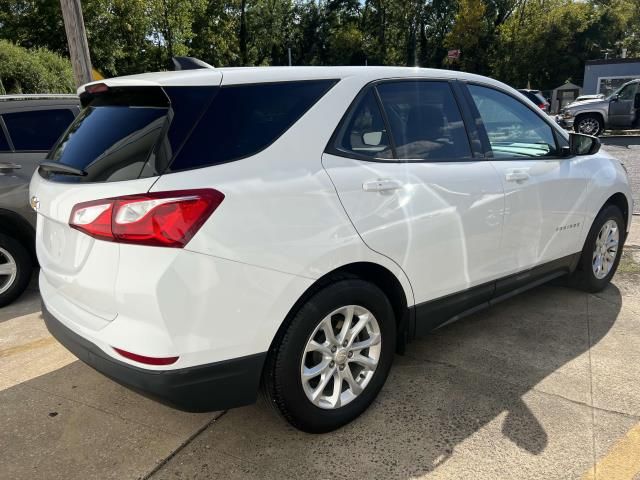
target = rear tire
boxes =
[570,205,624,293]
[264,279,396,433]
[0,233,33,307]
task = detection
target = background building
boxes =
[583,58,640,95]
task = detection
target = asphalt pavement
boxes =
[600,136,640,214]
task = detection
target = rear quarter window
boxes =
[3,108,75,151]
[169,80,337,171]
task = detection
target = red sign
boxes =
[447,49,461,59]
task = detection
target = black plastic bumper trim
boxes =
[42,302,266,412]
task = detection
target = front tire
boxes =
[264,279,396,433]
[574,114,604,136]
[570,205,624,292]
[0,233,33,307]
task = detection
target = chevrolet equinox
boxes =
[31,66,633,433]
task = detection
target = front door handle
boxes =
[505,170,529,183]
[362,178,404,193]
[0,162,21,173]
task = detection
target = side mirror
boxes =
[362,131,383,146]
[569,132,600,156]
[610,94,619,102]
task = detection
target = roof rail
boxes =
[171,57,215,71]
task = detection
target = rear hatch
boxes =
[31,75,222,327]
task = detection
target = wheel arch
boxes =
[604,192,630,233]
[574,111,605,132]
[265,261,412,368]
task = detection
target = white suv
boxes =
[31,67,632,433]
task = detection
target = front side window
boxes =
[616,83,638,101]
[468,84,558,158]
[4,109,75,151]
[376,81,472,161]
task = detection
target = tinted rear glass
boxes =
[46,87,170,183]
[4,109,75,151]
[169,80,337,171]
[0,126,10,151]
[49,106,167,182]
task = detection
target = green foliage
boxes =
[445,0,489,73]
[0,40,74,93]
[0,0,636,90]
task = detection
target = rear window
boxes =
[0,126,10,151]
[169,80,337,171]
[3,109,75,151]
[43,81,335,183]
[46,87,174,183]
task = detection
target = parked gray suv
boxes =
[556,79,640,136]
[0,95,79,306]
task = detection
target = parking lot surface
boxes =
[601,137,640,214]
[2,219,640,480]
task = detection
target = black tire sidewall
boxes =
[269,279,396,433]
[0,233,33,307]
[576,205,624,291]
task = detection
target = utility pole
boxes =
[60,0,93,87]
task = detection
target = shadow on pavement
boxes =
[151,283,622,480]
[0,272,40,322]
[0,282,623,480]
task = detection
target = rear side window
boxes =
[376,81,472,160]
[3,109,75,151]
[169,80,337,171]
[333,89,393,159]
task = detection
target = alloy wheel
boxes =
[592,219,619,280]
[0,247,18,295]
[300,305,382,409]
[577,118,600,136]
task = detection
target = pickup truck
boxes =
[556,79,639,136]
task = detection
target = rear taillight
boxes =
[538,103,547,109]
[69,189,224,247]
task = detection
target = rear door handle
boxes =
[362,178,404,193]
[0,162,21,173]
[505,170,529,183]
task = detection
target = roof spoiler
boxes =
[171,57,215,71]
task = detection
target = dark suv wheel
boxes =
[0,233,33,307]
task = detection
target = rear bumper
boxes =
[43,302,266,412]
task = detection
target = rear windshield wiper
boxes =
[39,161,87,177]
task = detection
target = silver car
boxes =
[0,95,79,306]
[557,79,640,135]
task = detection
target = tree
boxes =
[445,0,490,73]
[0,40,75,93]
[418,0,458,68]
